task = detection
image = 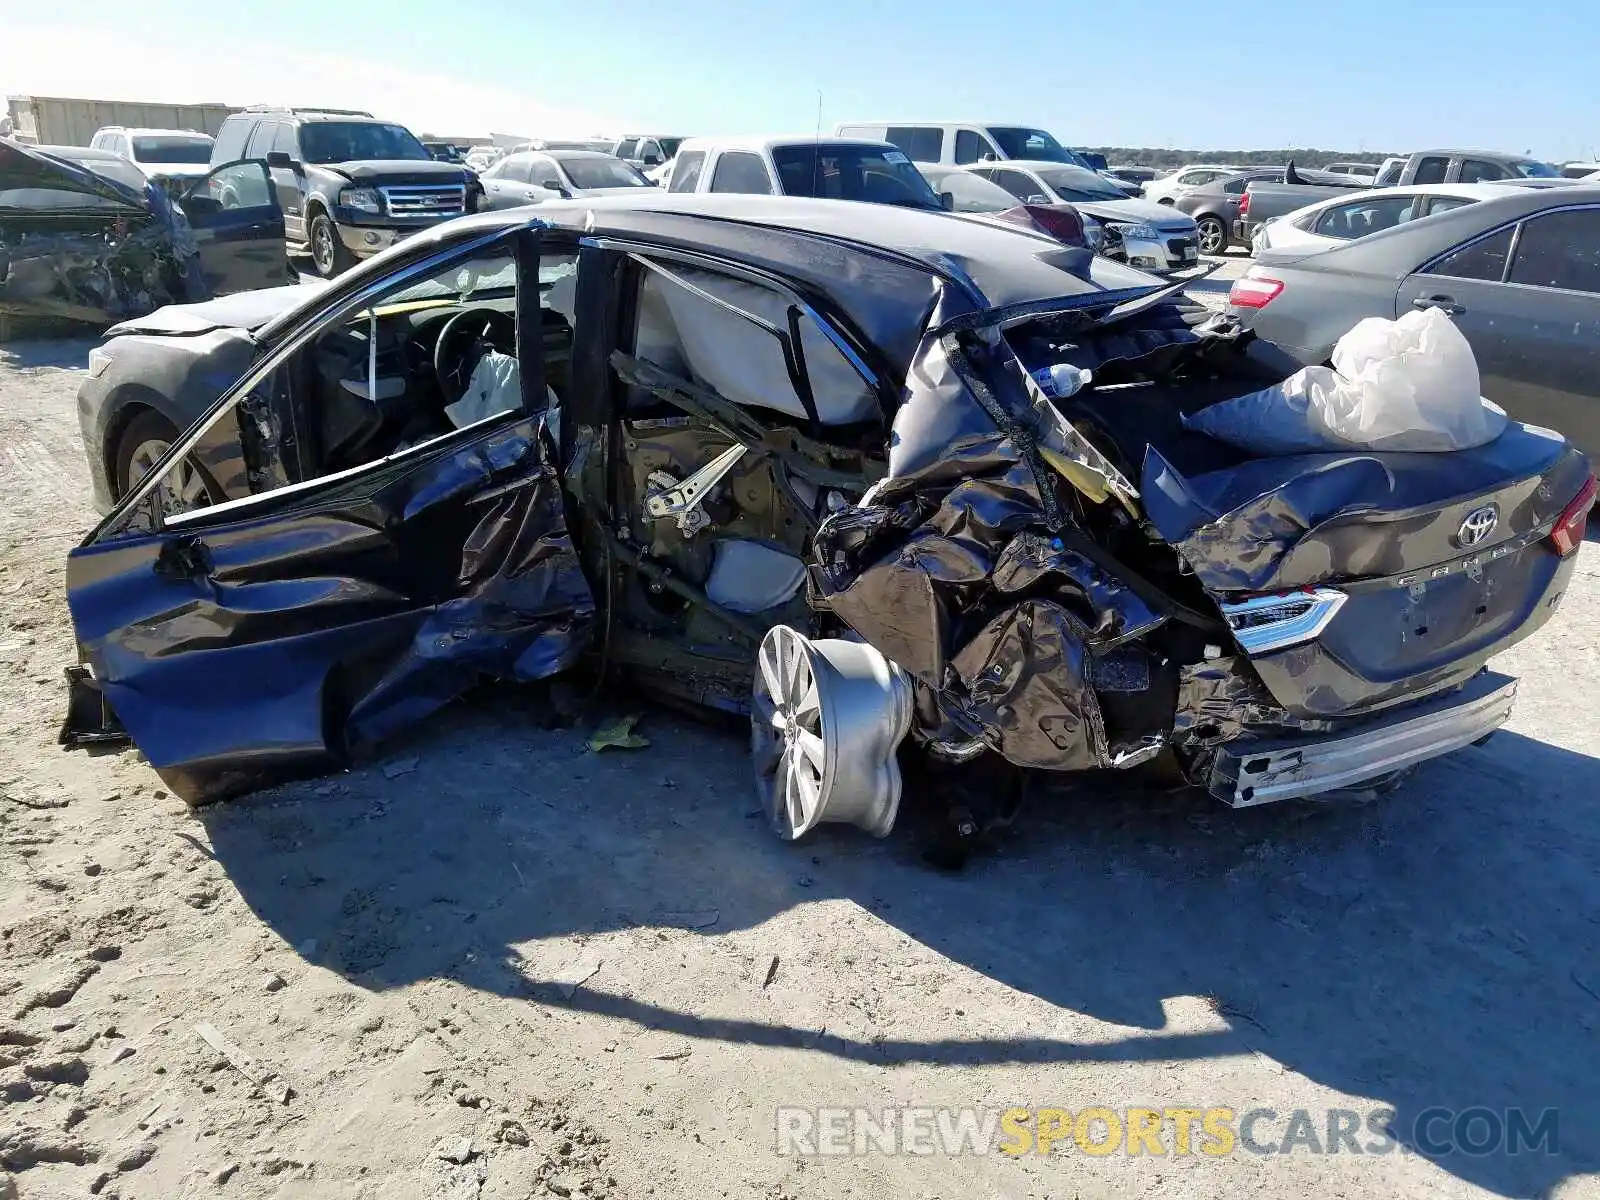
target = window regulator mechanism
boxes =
[645,444,749,537]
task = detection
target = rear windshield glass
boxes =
[132,136,212,163]
[297,122,431,164]
[771,144,941,208]
[560,157,651,190]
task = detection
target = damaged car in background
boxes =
[0,139,297,334]
[60,195,1591,849]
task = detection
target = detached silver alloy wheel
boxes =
[751,625,913,841]
[127,438,209,517]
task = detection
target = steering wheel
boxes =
[433,307,516,403]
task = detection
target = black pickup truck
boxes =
[209,106,480,277]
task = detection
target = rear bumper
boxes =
[1207,670,1516,806]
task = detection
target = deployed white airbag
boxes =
[1184,307,1507,454]
[637,267,877,426]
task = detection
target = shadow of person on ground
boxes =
[201,691,1598,1198]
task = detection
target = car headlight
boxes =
[86,348,113,379]
[1083,218,1106,251]
[1108,221,1160,241]
[339,187,382,215]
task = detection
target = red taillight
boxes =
[1549,475,1597,557]
[1023,203,1087,248]
[1228,275,1284,309]
[1239,191,1252,216]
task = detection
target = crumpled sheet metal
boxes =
[1141,424,1592,594]
[65,416,593,802]
[815,312,1160,772]
[0,222,189,325]
[1170,656,1294,749]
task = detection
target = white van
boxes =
[834,121,1082,167]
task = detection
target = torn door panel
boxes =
[64,417,593,802]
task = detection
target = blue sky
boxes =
[5,0,1598,161]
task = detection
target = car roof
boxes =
[679,135,896,155]
[539,149,633,163]
[114,128,211,138]
[1289,180,1576,215]
[1264,184,1600,274]
[331,194,1162,376]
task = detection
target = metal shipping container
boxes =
[6,94,236,146]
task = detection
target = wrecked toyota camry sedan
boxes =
[61,194,1592,842]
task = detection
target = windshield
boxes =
[771,144,941,208]
[131,135,212,163]
[381,253,577,307]
[298,122,431,164]
[1035,166,1129,202]
[985,126,1076,164]
[559,157,650,190]
[1513,159,1562,178]
[658,137,685,159]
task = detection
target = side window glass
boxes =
[1426,226,1514,282]
[1412,156,1448,184]
[117,238,563,535]
[954,130,986,164]
[192,161,274,210]
[667,150,706,192]
[994,170,1044,202]
[212,118,253,164]
[614,138,637,158]
[273,123,297,156]
[1459,159,1507,183]
[1312,194,1417,239]
[1424,196,1475,217]
[908,128,943,162]
[1223,177,1246,194]
[709,151,775,195]
[244,121,279,160]
[1508,209,1600,293]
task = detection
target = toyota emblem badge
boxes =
[1457,504,1500,547]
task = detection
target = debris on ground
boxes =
[585,715,649,752]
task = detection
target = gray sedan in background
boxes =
[1228,186,1600,453]
[1175,167,1284,254]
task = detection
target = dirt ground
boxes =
[2,265,1597,1200]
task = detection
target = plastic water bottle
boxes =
[1030,363,1093,399]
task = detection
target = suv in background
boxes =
[210,106,479,277]
[666,137,945,209]
[609,135,684,171]
[89,127,215,195]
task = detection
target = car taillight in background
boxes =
[1239,191,1252,216]
[1549,475,1597,557]
[1228,275,1284,309]
[1022,203,1088,248]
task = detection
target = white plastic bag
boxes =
[1184,307,1507,454]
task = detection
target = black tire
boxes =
[308,209,355,279]
[113,409,219,512]
[1196,214,1228,255]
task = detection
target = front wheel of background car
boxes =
[309,211,355,278]
[1197,216,1228,255]
[115,410,219,518]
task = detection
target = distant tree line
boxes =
[1085,147,1403,170]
